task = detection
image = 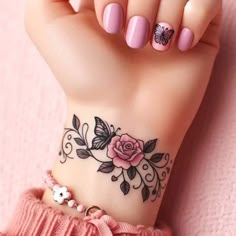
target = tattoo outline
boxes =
[59,115,172,202]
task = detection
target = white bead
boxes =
[65,192,71,200]
[57,198,64,205]
[77,205,85,213]
[68,200,76,208]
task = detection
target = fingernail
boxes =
[152,23,175,51]
[103,3,124,34]
[126,16,150,49]
[177,28,194,52]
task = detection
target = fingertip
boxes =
[152,23,175,52]
[103,3,124,34]
[126,16,150,49]
[177,28,194,52]
[94,1,127,35]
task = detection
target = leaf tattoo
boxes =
[127,167,136,180]
[76,149,90,159]
[150,153,164,163]
[142,185,150,202]
[72,114,80,131]
[143,139,157,153]
[98,162,115,174]
[120,180,130,195]
[74,138,86,146]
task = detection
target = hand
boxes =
[25,0,222,227]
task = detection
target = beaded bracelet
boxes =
[43,170,172,235]
[43,170,106,218]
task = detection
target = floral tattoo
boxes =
[59,115,172,202]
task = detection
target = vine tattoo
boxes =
[59,115,172,202]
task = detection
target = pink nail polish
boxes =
[152,23,175,51]
[103,3,124,34]
[177,28,194,52]
[126,16,150,49]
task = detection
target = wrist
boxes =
[43,98,181,226]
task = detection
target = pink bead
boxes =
[68,200,76,208]
[47,175,53,181]
[48,183,55,189]
[48,179,56,184]
[43,175,49,182]
[77,205,86,213]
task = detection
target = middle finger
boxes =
[125,0,160,49]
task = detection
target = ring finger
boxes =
[152,0,189,52]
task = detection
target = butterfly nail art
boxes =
[154,24,174,46]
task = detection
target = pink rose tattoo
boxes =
[107,134,144,169]
[60,115,172,202]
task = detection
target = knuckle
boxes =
[197,0,221,20]
[197,5,211,21]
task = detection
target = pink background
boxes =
[0,0,236,235]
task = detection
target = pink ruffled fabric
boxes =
[1,188,172,236]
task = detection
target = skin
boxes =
[25,0,222,227]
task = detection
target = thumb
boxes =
[25,0,75,50]
[25,0,75,30]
